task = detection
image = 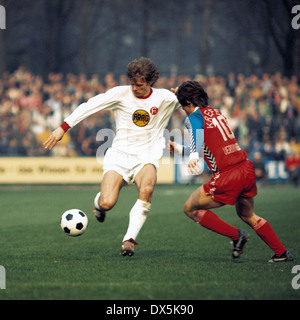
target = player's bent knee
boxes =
[183,203,194,219]
[239,214,251,223]
[239,212,260,227]
[139,185,154,202]
[99,198,116,212]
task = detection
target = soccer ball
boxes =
[60,209,88,236]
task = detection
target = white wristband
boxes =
[189,152,199,161]
[174,142,184,155]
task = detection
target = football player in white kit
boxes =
[43,58,181,256]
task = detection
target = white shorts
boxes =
[103,147,160,184]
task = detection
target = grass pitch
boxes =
[0,184,299,300]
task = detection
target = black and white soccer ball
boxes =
[60,209,88,236]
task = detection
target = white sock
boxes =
[122,199,151,242]
[94,192,101,210]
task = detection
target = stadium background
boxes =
[1,0,300,186]
[0,0,300,302]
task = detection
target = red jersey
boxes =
[185,106,247,173]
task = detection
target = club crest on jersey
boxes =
[132,109,150,127]
[150,107,158,115]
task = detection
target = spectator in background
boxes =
[226,72,236,97]
[262,138,276,161]
[0,65,300,188]
[274,132,291,161]
[285,138,300,187]
[246,102,265,144]
[253,152,268,186]
[285,151,300,187]
[285,102,299,141]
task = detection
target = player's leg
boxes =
[235,196,259,226]
[235,196,293,262]
[184,185,240,241]
[120,164,156,256]
[93,170,125,222]
[135,163,157,202]
[184,185,251,258]
[184,185,224,216]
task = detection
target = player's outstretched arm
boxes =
[168,140,183,155]
[43,126,65,150]
[171,87,178,94]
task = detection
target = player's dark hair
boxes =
[126,57,160,86]
[176,81,209,108]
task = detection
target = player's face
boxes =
[130,78,151,98]
[182,102,196,116]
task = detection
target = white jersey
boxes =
[64,86,181,158]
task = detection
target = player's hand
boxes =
[168,140,183,155]
[168,140,175,154]
[188,158,202,175]
[171,87,178,94]
[43,127,65,150]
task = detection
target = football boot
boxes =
[268,250,293,262]
[92,207,106,223]
[232,229,250,259]
[120,238,138,257]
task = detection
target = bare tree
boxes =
[173,1,190,74]
[43,0,74,75]
[79,0,90,75]
[141,0,150,57]
[106,0,124,72]
[264,0,300,76]
[199,0,212,75]
[0,0,11,73]
[224,0,271,74]
[0,25,5,73]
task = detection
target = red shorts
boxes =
[203,160,257,205]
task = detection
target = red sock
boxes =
[252,218,286,257]
[194,210,239,241]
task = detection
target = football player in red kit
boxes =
[169,81,293,262]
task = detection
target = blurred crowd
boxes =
[1,66,300,184]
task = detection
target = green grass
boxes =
[0,184,299,300]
